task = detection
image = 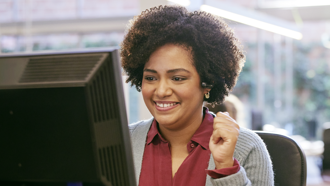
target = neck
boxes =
[158,108,204,146]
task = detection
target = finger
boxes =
[216,111,229,116]
[216,112,236,122]
[214,116,237,124]
[213,125,240,134]
[211,127,239,144]
[211,129,231,144]
[213,124,239,134]
[211,130,223,144]
[213,117,239,128]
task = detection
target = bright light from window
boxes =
[260,0,330,8]
[167,0,190,7]
[200,5,303,40]
[322,33,330,49]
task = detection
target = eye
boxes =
[144,76,156,81]
[172,76,186,81]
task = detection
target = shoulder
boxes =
[238,127,264,146]
[129,118,154,135]
[234,127,268,162]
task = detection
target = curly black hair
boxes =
[121,5,245,104]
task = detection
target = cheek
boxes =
[175,86,204,103]
[141,83,153,100]
[179,84,204,96]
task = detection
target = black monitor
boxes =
[0,48,136,186]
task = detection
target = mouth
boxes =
[154,101,179,111]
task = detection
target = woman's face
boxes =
[142,44,209,130]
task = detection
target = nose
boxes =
[155,79,172,98]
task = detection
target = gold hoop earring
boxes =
[205,92,210,99]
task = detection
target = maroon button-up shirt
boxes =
[139,108,240,186]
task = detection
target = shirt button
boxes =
[190,143,195,148]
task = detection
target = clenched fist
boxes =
[209,112,240,169]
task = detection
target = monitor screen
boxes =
[0,48,136,186]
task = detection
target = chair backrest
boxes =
[255,131,307,186]
[323,128,330,170]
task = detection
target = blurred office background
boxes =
[1,0,330,185]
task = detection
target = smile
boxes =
[155,102,178,108]
[154,101,179,111]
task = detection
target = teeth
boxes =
[156,102,177,108]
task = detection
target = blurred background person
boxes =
[205,94,247,129]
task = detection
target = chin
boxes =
[154,115,177,126]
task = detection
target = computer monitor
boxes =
[0,48,136,186]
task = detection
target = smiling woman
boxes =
[121,5,274,186]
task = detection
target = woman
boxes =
[121,6,274,186]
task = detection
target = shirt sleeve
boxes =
[206,158,240,179]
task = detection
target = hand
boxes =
[209,112,240,169]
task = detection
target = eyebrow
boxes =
[143,68,191,74]
[143,69,157,73]
[167,68,190,73]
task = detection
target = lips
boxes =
[154,101,179,111]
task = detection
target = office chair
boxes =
[322,128,330,181]
[323,128,330,170]
[255,131,307,186]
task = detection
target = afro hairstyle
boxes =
[121,5,245,104]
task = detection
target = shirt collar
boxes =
[190,107,214,150]
[146,107,214,149]
[146,119,167,145]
